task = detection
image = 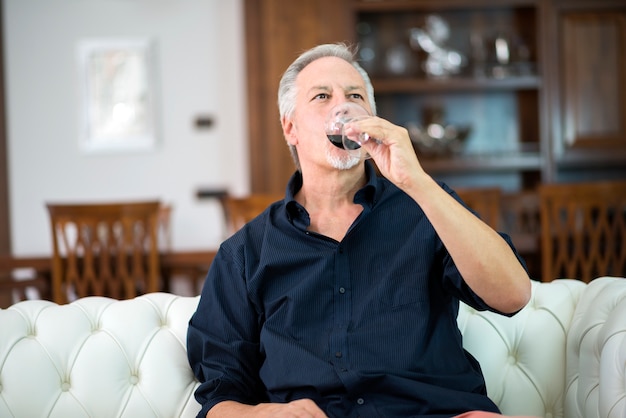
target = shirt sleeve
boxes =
[441,184,530,316]
[442,230,528,316]
[186,243,267,416]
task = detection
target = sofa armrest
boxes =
[565,276,626,418]
[458,279,586,417]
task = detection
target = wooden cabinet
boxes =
[244,0,546,194]
[544,0,626,182]
[352,0,544,192]
[244,0,626,194]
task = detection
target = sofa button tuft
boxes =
[61,382,71,392]
[130,374,139,385]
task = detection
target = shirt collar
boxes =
[284,161,381,226]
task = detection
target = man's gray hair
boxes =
[277,43,377,170]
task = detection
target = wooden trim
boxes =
[160,250,216,270]
[244,0,265,192]
[0,255,52,271]
[243,0,354,194]
[0,5,11,255]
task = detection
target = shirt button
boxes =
[339,287,346,294]
[335,351,342,358]
[357,398,364,405]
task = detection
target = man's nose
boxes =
[330,98,351,115]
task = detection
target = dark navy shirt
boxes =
[187,162,526,418]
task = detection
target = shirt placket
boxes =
[330,243,377,416]
[330,243,350,376]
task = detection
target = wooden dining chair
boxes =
[455,187,502,230]
[500,190,542,279]
[539,180,626,283]
[221,189,502,234]
[46,200,162,304]
[219,193,283,236]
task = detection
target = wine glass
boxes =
[324,102,374,160]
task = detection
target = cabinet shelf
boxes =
[354,0,543,190]
[353,0,539,13]
[421,152,542,174]
[372,75,540,93]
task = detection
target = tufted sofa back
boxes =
[0,293,202,417]
[1,277,625,418]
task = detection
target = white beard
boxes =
[325,148,361,170]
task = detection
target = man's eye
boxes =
[314,93,329,100]
[350,93,364,100]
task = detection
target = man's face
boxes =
[284,56,372,170]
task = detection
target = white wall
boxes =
[3,0,248,255]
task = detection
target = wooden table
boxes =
[160,250,216,295]
[0,255,52,308]
[0,250,217,308]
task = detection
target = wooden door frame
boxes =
[243,0,353,194]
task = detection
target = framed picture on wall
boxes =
[77,38,158,154]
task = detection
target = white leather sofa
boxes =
[1,277,625,418]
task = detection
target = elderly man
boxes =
[187,43,532,418]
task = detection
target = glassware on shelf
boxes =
[472,30,536,79]
[356,21,379,76]
[406,106,471,156]
[384,44,413,76]
[409,14,467,78]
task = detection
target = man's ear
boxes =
[282,115,298,146]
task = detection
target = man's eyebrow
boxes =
[306,85,365,96]
[345,85,366,94]
[308,85,331,94]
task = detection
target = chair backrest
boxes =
[221,189,502,234]
[220,193,283,236]
[46,201,162,304]
[500,190,541,249]
[157,203,173,252]
[539,180,626,282]
[455,187,502,230]
[500,190,542,279]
